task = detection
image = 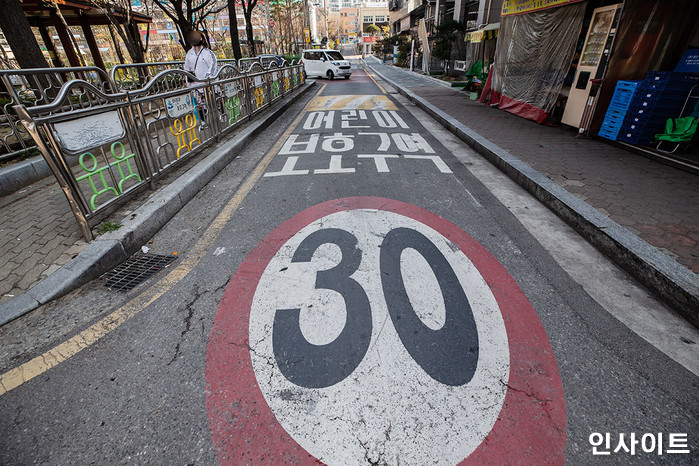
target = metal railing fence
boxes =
[0,66,113,162]
[13,59,306,241]
[0,57,273,162]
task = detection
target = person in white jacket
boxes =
[183,30,217,119]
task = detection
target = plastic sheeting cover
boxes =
[492,3,586,119]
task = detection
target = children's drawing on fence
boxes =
[74,141,142,211]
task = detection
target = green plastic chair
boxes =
[655,87,699,153]
[655,116,698,153]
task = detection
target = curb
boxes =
[0,82,316,326]
[0,156,52,198]
[365,55,453,89]
[367,63,699,328]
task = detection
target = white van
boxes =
[302,49,352,80]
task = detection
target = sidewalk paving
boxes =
[368,59,699,274]
[0,82,316,321]
[0,180,86,305]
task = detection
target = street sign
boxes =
[207,197,566,464]
[53,111,125,154]
[165,93,194,118]
[223,82,237,98]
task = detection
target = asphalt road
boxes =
[0,66,697,465]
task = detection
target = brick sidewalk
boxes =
[369,60,699,273]
[0,180,86,304]
[0,136,225,306]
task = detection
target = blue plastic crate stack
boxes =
[616,72,699,145]
[598,80,641,141]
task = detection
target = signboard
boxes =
[502,0,585,16]
[363,36,378,43]
[470,30,485,43]
[674,48,699,73]
[223,82,238,98]
[207,197,566,464]
[165,93,194,118]
[53,111,125,154]
[465,26,498,43]
[269,19,275,28]
[304,28,310,43]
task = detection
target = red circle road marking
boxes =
[206,196,566,464]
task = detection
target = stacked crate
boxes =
[598,80,641,141]
[617,72,699,145]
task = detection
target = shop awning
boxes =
[465,22,500,43]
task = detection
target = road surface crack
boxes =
[499,379,564,434]
[359,437,387,465]
[168,285,202,365]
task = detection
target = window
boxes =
[375,16,385,22]
[364,16,373,23]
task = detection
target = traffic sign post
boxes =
[206,197,566,464]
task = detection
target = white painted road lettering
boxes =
[314,155,355,174]
[341,110,370,128]
[264,156,309,177]
[278,132,435,155]
[404,154,453,173]
[374,110,409,129]
[303,111,335,130]
[279,134,319,155]
[357,153,399,172]
[322,133,355,152]
[264,154,450,176]
[392,133,435,153]
[301,110,409,131]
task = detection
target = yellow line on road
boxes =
[365,67,387,94]
[0,83,326,397]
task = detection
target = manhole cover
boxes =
[101,253,177,292]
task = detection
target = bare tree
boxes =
[90,0,150,63]
[240,0,259,56]
[107,23,126,64]
[152,0,227,51]
[0,0,50,69]
[227,0,243,59]
[271,0,303,54]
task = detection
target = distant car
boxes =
[301,49,351,80]
[257,54,286,68]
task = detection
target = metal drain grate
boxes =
[101,253,177,291]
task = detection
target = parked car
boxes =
[257,54,286,68]
[301,49,351,80]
